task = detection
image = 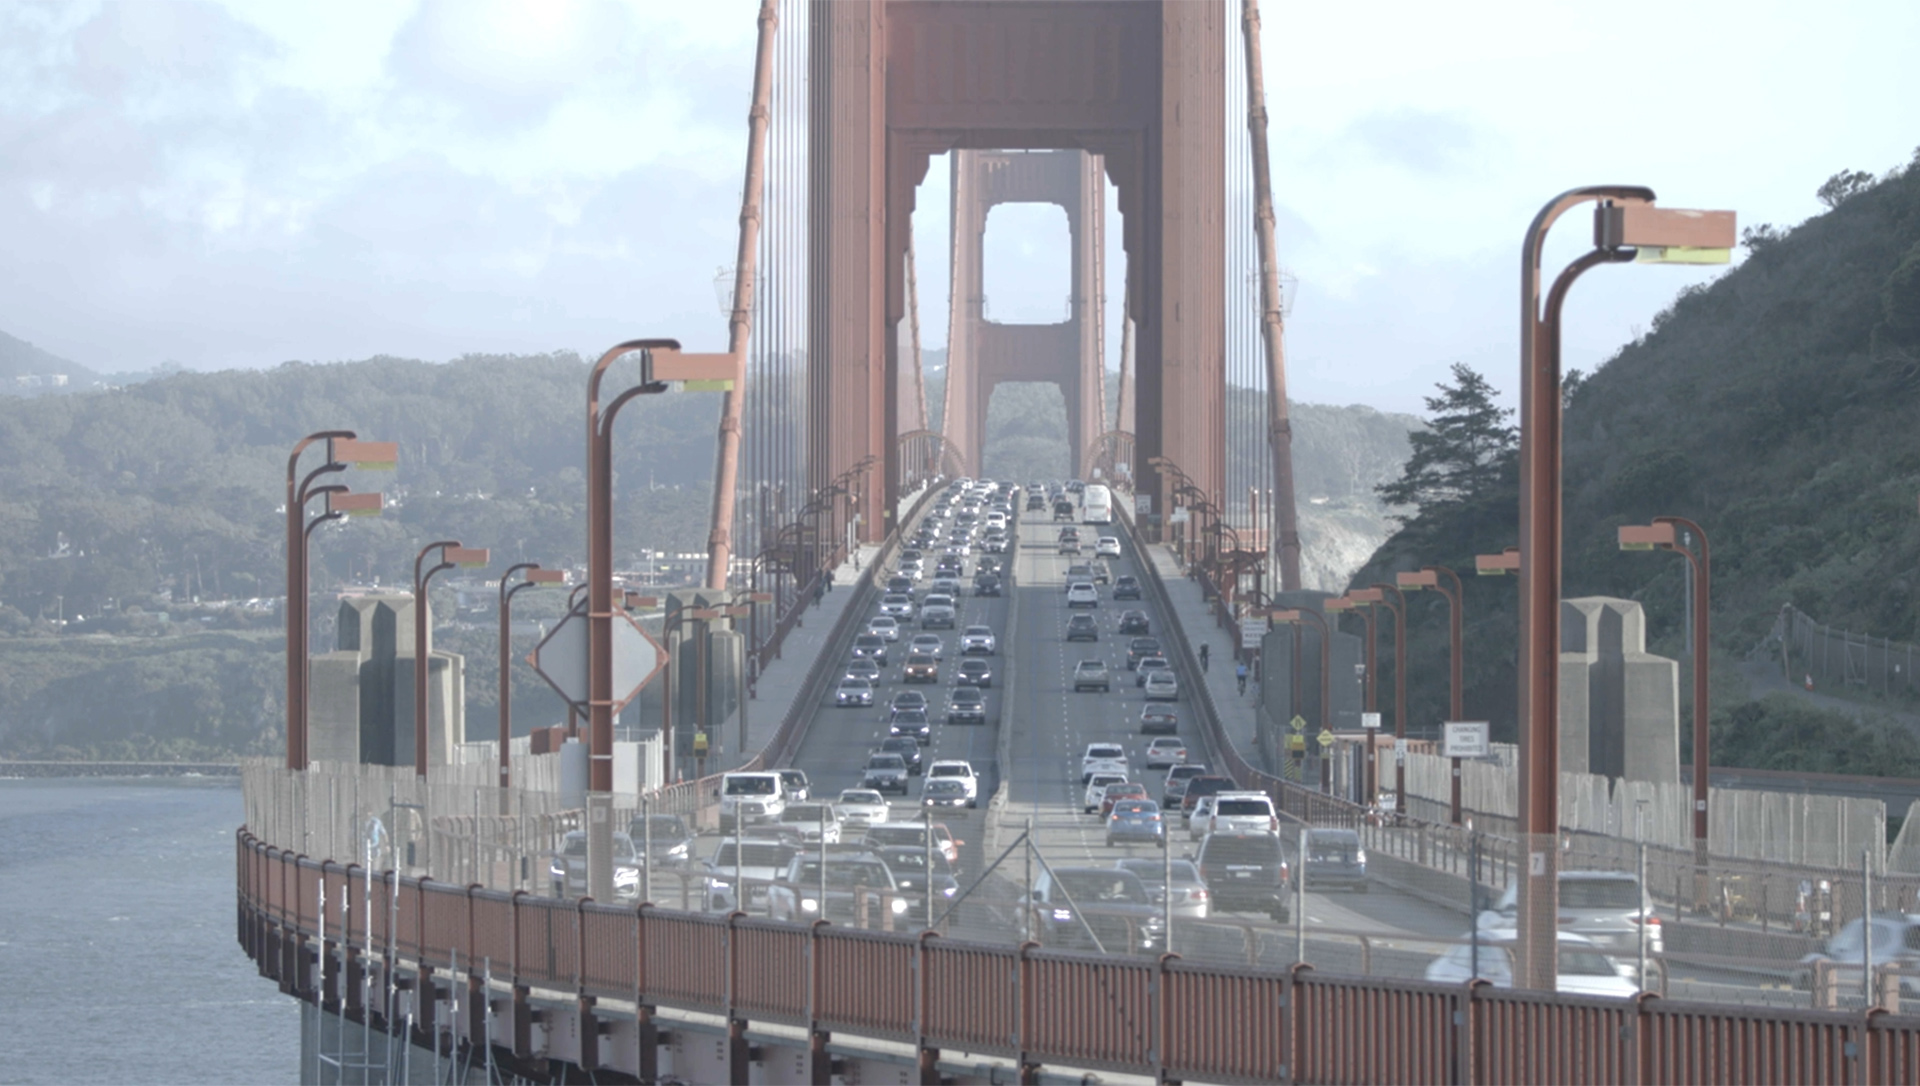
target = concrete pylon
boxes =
[940,149,1106,477]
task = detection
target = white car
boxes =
[1143,737,1188,768]
[836,789,891,829]
[1424,930,1638,999]
[925,760,980,805]
[909,634,945,659]
[1143,670,1179,701]
[1204,792,1279,836]
[929,576,964,597]
[880,593,916,619]
[777,802,843,843]
[960,626,997,655]
[1083,773,1128,814]
[866,615,901,642]
[1080,742,1128,783]
[1095,536,1122,558]
[1066,582,1099,608]
[1187,796,1216,840]
[835,678,874,707]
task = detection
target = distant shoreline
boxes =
[0,760,240,779]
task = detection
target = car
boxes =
[843,658,883,686]
[1081,742,1129,783]
[835,789,891,829]
[1112,576,1143,601]
[777,802,842,843]
[1118,610,1150,635]
[973,573,1003,596]
[1193,833,1291,921]
[1114,857,1211,919]
[925,760,980,804]
[1161,764,1209,807]
[1106,799,1167,847]
[1205,792,1278,836]
[1425,930,1637,999]
[909,633,945,658]
[885,576,914,595]
[851,634,889,667]
[887,689,928,715]
[1798,915,1920,997]
[1139,706,1180,736]
[880,593,916,619]
[1027,867,1164,955]
[719,771,787,832]
[1066,582,1099,608]
[1127,637,1163,670]
[836,677,875,707]
[550,831,643,900]
[1072,659,1112,693]
[976,556,1005,577]
[943,543,971,558]
[1058,535,1081,555]
[929,576,964,597]
[960,626,997,655]
[898,560,923,582]
[1026,494,1047,511]
[1082,773,1127,813]
[1143,670,1180,701]
[628,813,697,871]
[778,769,811,802]
[1064,564,1094,588]
[955,659,994,687]
[922,778,972,809]
[1135,655,1171,685]
[862,753,911,794]
[1053,500,1077,521]
[945,686,987,725]
[1296,827,1369,893]
[767,853,907,926]
[862,823,960,867]
[1065,613,1099,641]
[920,604,957,629]
[1180,776,1238,824]
[1483,871,1664,982]
[888,708,931,744]
[1095,536,1122,558]
[1100,781,1150,816]
[877,736,923,775]
[1143,737,1188,768]
[904,654,940,683]
[1089,559,1112,585]
[1187,796,1218,841]
[701,838,797,913]
[979,535,1008,555]
[877,846,959,922]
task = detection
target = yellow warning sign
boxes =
[1317,728,1336,749]
[1287,733,1306,752]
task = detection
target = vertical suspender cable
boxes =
[1240,0,1303,592]
[705,0,781,590]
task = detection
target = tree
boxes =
[1376,363,1515,519]
[1816,169,1875,210]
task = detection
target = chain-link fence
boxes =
[1775,603,1920,702]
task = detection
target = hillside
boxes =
[0,330,100,394]
[1346,153,1920,752]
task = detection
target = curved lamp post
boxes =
[1398,565,1465,823]
[1273,607,1333,792]
[414,540,490,778]
[285,431,393,771]
[499,564,566,790]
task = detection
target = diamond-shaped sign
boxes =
[529,602,667,712]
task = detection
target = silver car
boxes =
[960,626,997,654]
[1486,871,1663,984]
[835,678,874,707]
[1115,857,1211,919]
[1143,670,1179,701]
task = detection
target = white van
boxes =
[719,772,787,832]
[1082,484,1113,525]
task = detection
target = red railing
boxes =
[239,830,1920,1082]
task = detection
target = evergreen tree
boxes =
[1376,363,1515,520]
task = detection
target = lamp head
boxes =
[1271,609,1302,624]
[327,491,383,517]
[1618,523,1677,551]
[1348,587,1384,603]
[445,546,490,568]
[1476,548,1521,576]
[526,568,567,585]
[1397,569,1437,590]
[331,438,398,471]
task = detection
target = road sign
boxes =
[1442,721,1490,759]
[1361,712,1381,730]
[1317,728,1336,750]
[1134,494,1152,516]
[530,603,668,712]
[1169,507,1191,525]
[1286,733,1306,753]
[1240,619,1265,650]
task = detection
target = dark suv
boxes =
[1113,575,1143,601]
[1195,833,1291,921]
[1066,613,1099,642]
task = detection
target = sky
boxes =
[1,0,1916,413]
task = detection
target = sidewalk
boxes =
[1140,543,1268,763]
[713,544,879,772]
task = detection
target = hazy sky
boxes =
[2,0,1916,413]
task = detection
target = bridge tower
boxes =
[808,0,1228,537]
[940,149,1107,479]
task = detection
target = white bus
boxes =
[1082,484,1113,525]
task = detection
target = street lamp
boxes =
[499,564,566,791]
[1515,187,1735,990]
[1621,517,1712,901]
[414,540,489,778]
[1273,607,1333,792]
[284,431,394,771]
[1398,566,1466,823]
[1370,583,1409,815]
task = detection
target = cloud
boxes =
[1330,108,1488,176]
[385,0,640,131]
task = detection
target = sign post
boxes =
[1317,728,1336,794]
[1360,713,1381,807]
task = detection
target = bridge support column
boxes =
[415,965,436,1052]
[638,1004,660,1083]
[917,1044,940,1085]
[1020,1060,1042,1085]
[467,973,486,1058]
[811,1029,833,1085]
[577,995,599,1071]
[512,984,532,1058]
[728,1017,753,1084]
[344,948,365,1019]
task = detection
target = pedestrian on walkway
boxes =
[826,568,835,593]
[813,578,825,607]
[1199,643,1211,673]
[1236,660,1249,696]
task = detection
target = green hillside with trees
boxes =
[1346,153,1920,775]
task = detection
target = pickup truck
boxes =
[766,852,910,927]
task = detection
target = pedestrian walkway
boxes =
[713,544,879,772]
[1139,543,1267,762]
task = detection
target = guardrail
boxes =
[238,830,1920,1083]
